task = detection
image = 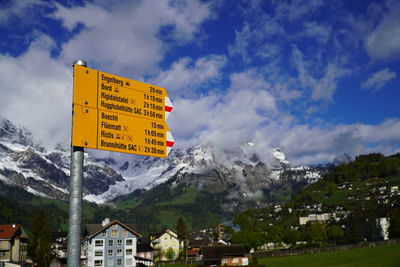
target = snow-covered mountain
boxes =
[0,119,123,200]
[0,119,323,204]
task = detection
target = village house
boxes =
[150,229,181,261]
[201,245,248,266]
[52,230,68,259]
[81,218,141,267]
[187,238,210,261]
[136,238,155,266]
[0,224,28,265]
[299,213,337,225]
[49,257,67,267]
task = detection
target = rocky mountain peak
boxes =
[0,118,324,205]
[0,119,34,147]
[272,147,290,168]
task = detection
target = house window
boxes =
[112,230,119,237]
[222,259,227,264]
[108,249,113,256]
[95,240,103,247]
[232,258,239,263]
[117,239,123,246]
[94,260,103,266]
[94,250,103,257]
[122,230,128,237]
[101,230,107,236]
[126,248,132,255]
[117,258,122,265]
[117,249,122,256]
[126,239,133,246]
[126,258,133,265]
[108,240,113,246]
[113,225,118,229]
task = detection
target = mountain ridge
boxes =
[0,118,323,206]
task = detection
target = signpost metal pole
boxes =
[67,59,87,267]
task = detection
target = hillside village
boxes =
[1,153,400,267]
[1,218,250,267]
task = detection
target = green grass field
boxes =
[159,243,400,267]
[258,243,400,267]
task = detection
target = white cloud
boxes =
[0,0,44,25]
[254,119,400,165]
[228,13,285,64]
[274,0,324,21]
[291,45,349,102]
[228,23,252,63]
[365,1,400,60]
[52,0,213,76]
[0,0,398,168]
[152,55,226,95]
[302,21,331,44]
[168,70,279,157]
[362,68,396,92]
[168,66,400,165]
[0,0,214,150]
[0,36,71,149]
[168,95,218,142]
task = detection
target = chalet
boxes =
[299,213,337,225]
[187,239,210,261]
[136,238,155,266]
[49,257,67,267]
[150,229,181,261]
[81,218,141,267]
[201,245,248,266]
[0,224,28,265]
[52,230,68,259]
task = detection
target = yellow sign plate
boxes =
[71,65,173,157]
[72,105,168,157]
[98,109,167,157]
[98,82,165,121]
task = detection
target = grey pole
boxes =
[67,59,87,267]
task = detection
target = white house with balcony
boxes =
[81,218,141,267]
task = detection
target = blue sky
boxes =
[0,0,399,165]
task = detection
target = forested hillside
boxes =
[230,153,400,249]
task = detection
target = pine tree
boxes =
[176,217,188,261]
[176,217,188,241]
[29,211,54,267]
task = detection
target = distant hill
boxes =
[231,153,400,248]
[0,118,328,234]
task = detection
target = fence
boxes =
[252,238,400,258]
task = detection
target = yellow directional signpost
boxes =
[71,64,174,157]
[67,61,174,267]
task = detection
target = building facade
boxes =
[150,229,181,261]
[82,219,140,267]
[201,245,248,266]
[0,224,28,265]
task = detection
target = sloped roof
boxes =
[187,249,198,256]
[84,220,141,240]
[50,258,67,264]
[190,239,210,248]
[151,228,178,239]
[137,242,154,253]
[53,230,68,240]
[201,245,247,260]
[0,224,27,240]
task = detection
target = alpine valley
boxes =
[0,118,326,233]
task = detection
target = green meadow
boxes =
[160,243,400,267]
[258,243,400,267]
